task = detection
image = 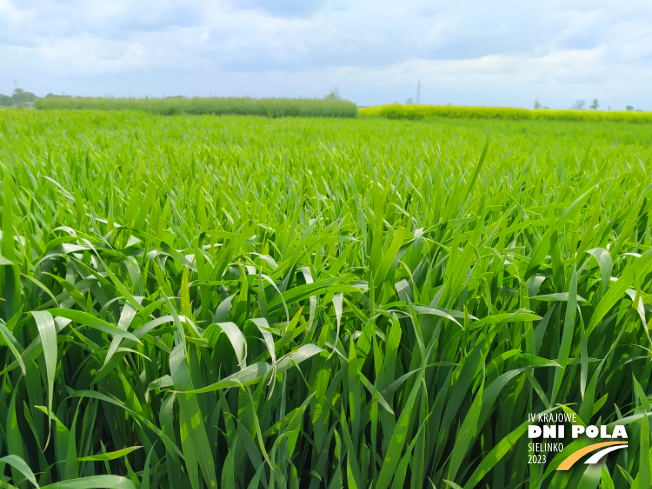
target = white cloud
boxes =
[1,0,651,109]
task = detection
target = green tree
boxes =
[590,98,599,110]
[324,87,342,101]
[12,89,37,103]
[0,94,13,106]
[626,105,634,111]
[572,99,586,110]
[534,99,542,109]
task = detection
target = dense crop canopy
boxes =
[35,97,358,118]
[360,104,652,123]
[0,109,651,488]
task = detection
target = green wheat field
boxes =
[1,108,652,489]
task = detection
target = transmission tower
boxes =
[416,79,421,105]
[13,78,18,91]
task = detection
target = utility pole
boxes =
[12,78,18,91]
[416,79,421,105]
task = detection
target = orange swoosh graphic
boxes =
[557,442,628,470]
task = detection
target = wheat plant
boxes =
[0,110,651,488]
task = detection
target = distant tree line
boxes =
[0,88,38,107]
[534,98,641,112]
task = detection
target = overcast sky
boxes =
[2,0,652,109]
